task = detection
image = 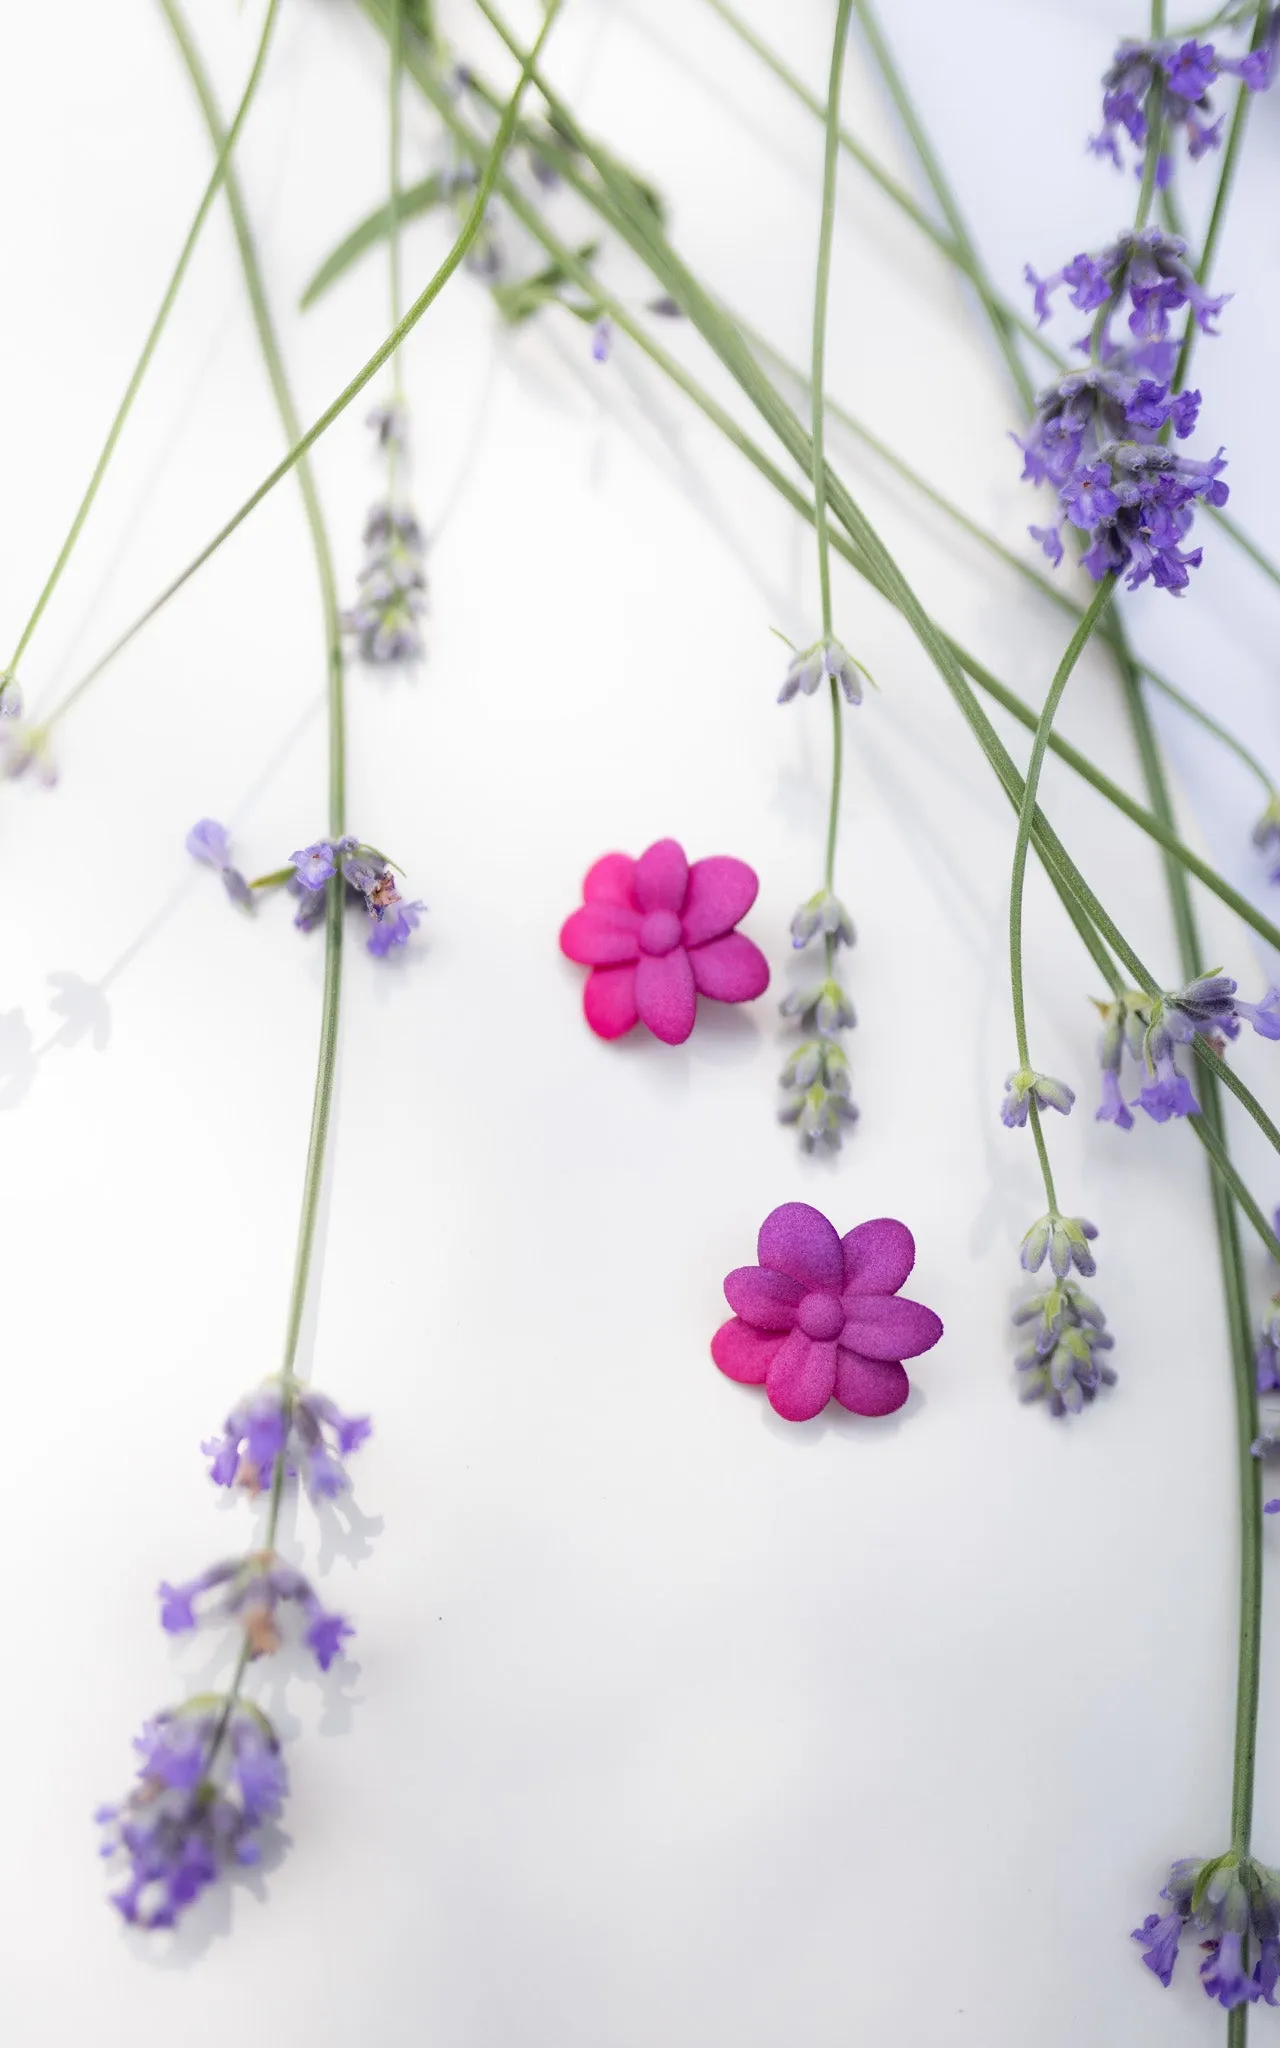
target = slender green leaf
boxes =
[299,174,445,309]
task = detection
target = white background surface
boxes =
[1,2,1279,2043]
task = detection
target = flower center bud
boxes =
[638,909,683,957]
[797,1291,843,1341]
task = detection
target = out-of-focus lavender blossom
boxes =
[1018,230,1230,592]
[158,1552,354,1672]
[1000,1067,1075,1128]
[1253,795,1280,884]
[0,717,57,787]
[1013,1275,1115,1415]
[367,399,409,452]
[185,818,253,908]
[344,503,428,665]
[1134,1852,1280,2008]
[203,1380,371,1500]
[1019,1210,1098,1279]
[1091,29,1278,177]
[96,1701,286,1928]
[591,317,612,362]
[778,637,869,706]
[0,673,23,718]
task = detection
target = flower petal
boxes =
[711,1318,785,1385]
[833,1348,910,1416]
[583,964,639,1039]
[723,1264,802,1330]
[583,852,637,908]
[681,856,759,946]
[841,1293,943,1361]
[559,903,641,965]
[841,1217,917,1297]
[634,838,689,913]
[688,932,770,1003]
[757,1202,843,1293]
[765,1331,838,1420]
[635,947,697,1043]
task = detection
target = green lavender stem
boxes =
[158,0,346,1759]
[812,0,852,973]
[3,0,281,700]
[1008,577,1116,1210]
[39,0,563,730]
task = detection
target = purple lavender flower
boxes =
[790,889,855,949]
[290,839,343,890]
[202,1381,371,1499]
[186,818,253,907]
[1134,1046,1201,1121]
[1092,30,1279,175]
[280,837,425,956]
[1019,1211,1098,1279]
[157,1552,355,1672]
[1000,1068,1075,1128]
[97,1701,286,1927]
[1134,1853,1280,2009]
[778,637,869,706]
[1013,1275,1115,1415]
[1236,988,1280,1039]
[591,317,612,362]
[343,504,427,666]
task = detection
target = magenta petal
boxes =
[634,838,689,914]
[765,1330,838,1421]
[712,1318,785,1385]
[757,1202,843,1293]
[635,948,697,1043]
[841,1293,943,1362]
[834,1349,910,1416]
[681,856,759,946]
[723,1264,802,1330]
[560,903,641,965]
[583,852,637,908]
[688,932,770,1003]
[583,964,639,1039]
[841,1217,917,1296]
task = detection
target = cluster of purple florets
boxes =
[97,1377,371,1927]
[1019,231,1229,593]
[186,819,425,957]
[344,403,427,666]
[1134,1853,1280,2009]
[1094,973,1280,1129]
[1091,30,1277,175]
[96,1704,287,1929]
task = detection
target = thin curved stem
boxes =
[1175,1,1271,398]
[4,0,281,699]
[157,0,344,829]
[38,0,563,728]
[811,0,851,645]
[1009,578,1117,1070]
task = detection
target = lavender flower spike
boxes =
[778,636,869,706]
[344,505,428,667]
[97,1700,287,1927]
[1000,1068,1075,1128]
[1091,31,1278,175]
[1013,1276,1116,1416]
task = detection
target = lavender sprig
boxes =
[1134,1853,1280,2009]
[187,822,426,958]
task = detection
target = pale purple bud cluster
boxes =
[1019,1211,1098,1279]
[344,503,427,665]
[779,892,858,1147]
[778,637,869,705]
[1013,1276,1115,1416]
[1000,1067,1075,1129]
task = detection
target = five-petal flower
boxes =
[560,837,770,1044]
[712,1202,943,1421]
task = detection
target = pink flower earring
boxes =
[560,837,769,1044]
[713,1203,943,1421]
